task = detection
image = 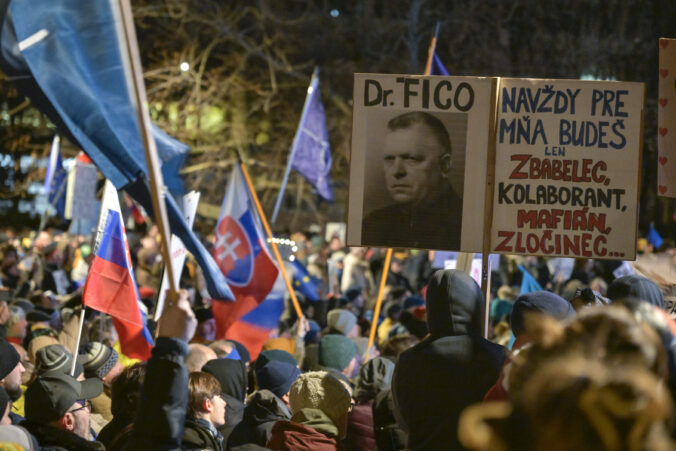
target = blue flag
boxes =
[518,265,543,294]
[430,51,450,76]
[0,0,233,300]
[44,135,66,217]
[290,71,333,201]
[648,225,664,249]
[291,259,320,301]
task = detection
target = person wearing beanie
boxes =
[22,371,104,450]
[393,269,505,451]
[484,290,576,404]
[255,360,301,402]
[0,386,10,425]
[267,371,352,450]
[326,309,359,338]
[228,359,300,449]
[79,342,122,385]
[0,338,25,425]
[319,335,358,378]
[607,274,665,309]
[79,341,122,423]
[262,337,296,355]
[255,349,298,371]
[35,344,84,378]
[510,291,577,345]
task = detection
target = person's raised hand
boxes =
[157,289,197,342]
[0,300,9,325]
[296,316,309,339]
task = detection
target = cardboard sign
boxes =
[658,38,676,197]
[154,191,200,320]
[325,222,346,244]
[347,74,495,252]
[491,78,644,260]
[65,160,98,220]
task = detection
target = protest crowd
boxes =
[1,224,676,451]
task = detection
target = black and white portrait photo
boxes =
[360,110,467,250]
[347,74,494,252]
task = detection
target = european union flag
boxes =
[648,224,664,249]
[44,135,67,218]
[0,0,233,300]
[290,69,333,201]
[291,260,320,301]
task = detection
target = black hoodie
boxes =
[392,269,505,451]
[227,389,291,448]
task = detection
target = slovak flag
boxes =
[83,181,153,360]
[212,166,279,337]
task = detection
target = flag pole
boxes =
[70,307,86,376]
[271,67,320,225]
[365,248,392,360]
[424,21,441,76]
[237,153,304,320]
[118,0,178,297]
[480,77,500,337]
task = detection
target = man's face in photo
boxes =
[382,122,450,205]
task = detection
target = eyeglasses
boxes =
[68,399,92,414]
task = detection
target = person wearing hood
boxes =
[346,357,394,451]
[266,371,352,451]
[0,338,26,425]
[228,354,300,448]
[392,269,505,450]
[202,357,247,443]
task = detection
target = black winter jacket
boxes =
[392,270,505,451]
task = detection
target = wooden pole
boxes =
[365,248,392,359]
[424,22,441,76]
[118,0,177,296]
[480,77,500,337]
[484,261,492,339]
[238,160,304,320]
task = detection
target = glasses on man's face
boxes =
[68,399,92,414]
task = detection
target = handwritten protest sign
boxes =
[491,79,644,260]
[658,38,676,197]
[347,74,495,252]
[65,159,98,221]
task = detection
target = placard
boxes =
[65,160,98,220]
[491,78,644,260]
[658,38,676,197]
[347,74,495,252]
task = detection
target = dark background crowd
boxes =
[1,224,676,450]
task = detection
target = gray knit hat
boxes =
[79,342,119,379]
[327,309,357,336]
[35,344,83,377]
